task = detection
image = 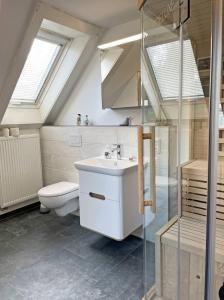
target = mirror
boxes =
[100,40,141,109]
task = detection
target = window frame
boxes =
[9,29,69,108]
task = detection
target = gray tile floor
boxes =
[0,207,155,300]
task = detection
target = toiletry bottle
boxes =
[77,114,81,126]
[127,116,133,126]
[84,115,89,126]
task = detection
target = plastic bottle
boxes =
[77,114,81,126]
[84,115,89,126]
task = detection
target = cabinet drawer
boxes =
[79,170,121,201]
[79,192,123,240]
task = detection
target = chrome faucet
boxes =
[111,144,121,160]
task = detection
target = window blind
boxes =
[147,39,204,100]
[11,38,61,104]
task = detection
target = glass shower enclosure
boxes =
[139,0,223,299]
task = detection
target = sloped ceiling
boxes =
[42,0,138,28]
[0,0,139,125]
[0,0,38,121]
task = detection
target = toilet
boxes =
[38,182,79,216]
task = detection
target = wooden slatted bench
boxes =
[154,159,224,300]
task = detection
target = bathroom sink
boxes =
[75,156,138,176]
[75,156,142,240]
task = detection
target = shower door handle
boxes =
[138,126,156,215]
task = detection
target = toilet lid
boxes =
[38,182,79,197]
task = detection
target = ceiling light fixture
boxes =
[98,32,148,50]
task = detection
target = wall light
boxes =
[98,32,148,50]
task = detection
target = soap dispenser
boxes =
[77,114,81,126]
[84,115,89,126]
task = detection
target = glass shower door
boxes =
[139,0,221,299]
[139,1,182,297]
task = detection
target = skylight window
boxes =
[11,35,63,105]
[146,39,204,101]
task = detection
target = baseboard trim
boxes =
[0,200,40,221]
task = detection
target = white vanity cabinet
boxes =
[75,157,142,240]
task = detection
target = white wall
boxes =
[0,0,37,121]
[0,0,37,94]
[55,51,142,126]
[54,17,208,127]
[55,19,142,126]
[101,19,140,45]
[1,2,100,126]
[40,126,138,185]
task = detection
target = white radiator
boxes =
[0,134,43,209]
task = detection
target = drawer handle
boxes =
[89,192,105,200]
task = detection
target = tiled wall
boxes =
[40,126,138,186]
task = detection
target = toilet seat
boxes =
[38,182,79,197]
[38,182,79,215]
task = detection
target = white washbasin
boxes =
[75,156,138,176]
[76,156,142,240]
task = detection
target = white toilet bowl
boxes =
[38,182,79,216]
